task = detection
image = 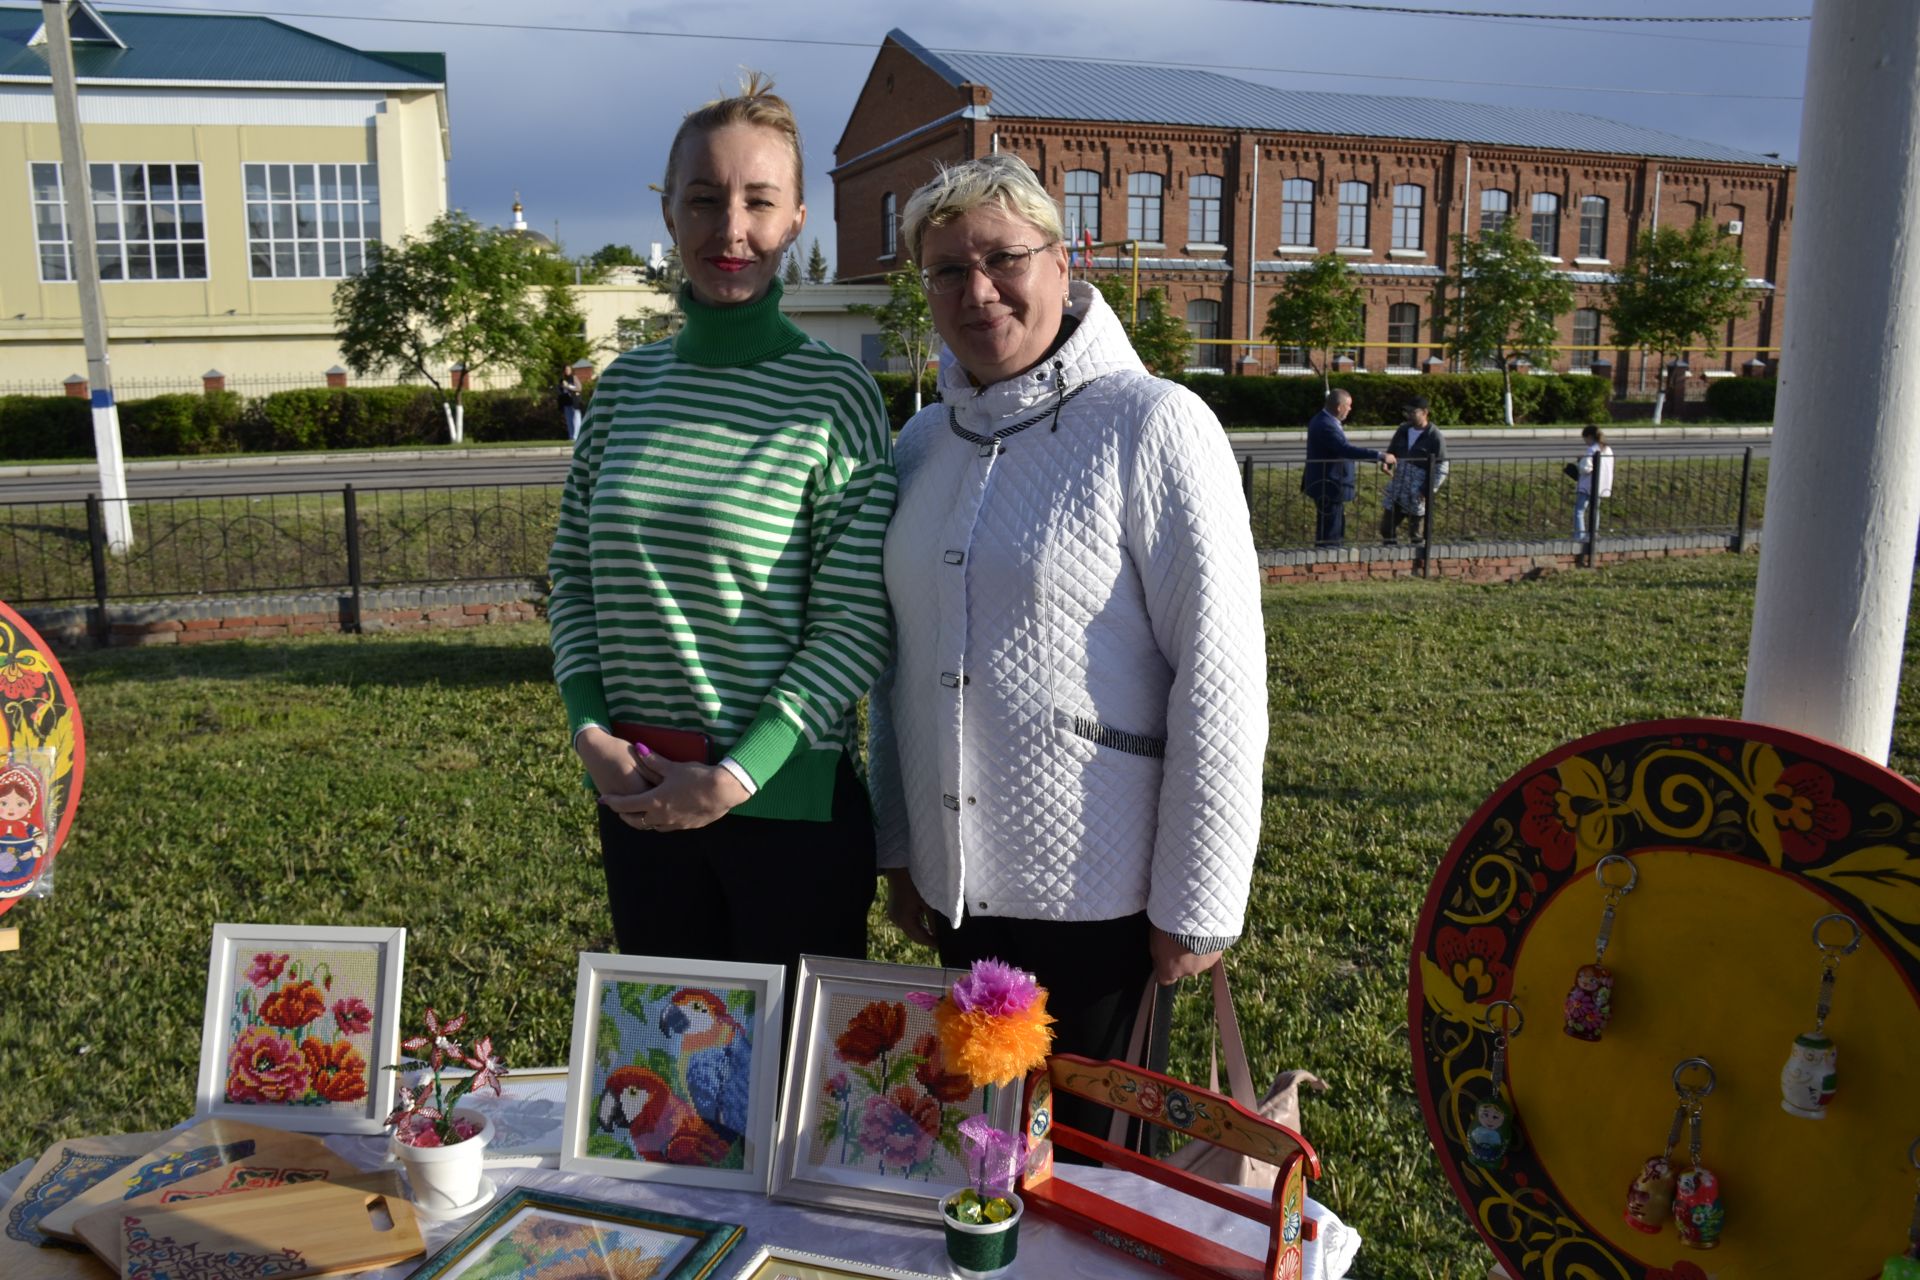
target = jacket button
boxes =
[965,796,976,806]
[978,901,989,910]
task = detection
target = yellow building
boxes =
[0,1,447,391]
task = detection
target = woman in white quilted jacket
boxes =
[867,155,1268,1130]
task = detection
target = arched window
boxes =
[1387,303,1420,369]
[1281,178,1314,247]
[1338,181,1370,248]
[1391,185,1424,251]
[1188,174,1222,244]
[1578,196,1609,258]
[1127,173,1163,243]
[880,191,897,257]
[1063,170,1100,244]
[1187,298,1226,369]
[1530,193,1560,256]
[1479,188,1511,234]
[1571,308,1602,369]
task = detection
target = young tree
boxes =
[588,242,648,272]
[783,250,803,286]
[1605,219,1751,424]
[333,212,540,443]
[850,266,936,412]
[1092,277,1193,379]
[1438,223,1576,424]
[806,239,830,284]
[1261,253,1365,392]
[517,285,594,391]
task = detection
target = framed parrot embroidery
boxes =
[561,952,784,1194]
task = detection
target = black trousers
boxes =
[598,759,875,995]
[934,910,1174,1157]
[1312,495,1347,548]
[1381,504,1426,543]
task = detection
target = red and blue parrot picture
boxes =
[590,981,757,1170]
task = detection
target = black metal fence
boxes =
[0,449,1765,634]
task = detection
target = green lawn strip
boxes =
[8,556,1916,1279]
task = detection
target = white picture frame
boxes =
[771,955,1023,1222]
[726,1244,948,1280]
[194,923,405,1136]
[561,952,784,1193]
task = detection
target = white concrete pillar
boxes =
[1744,0,1920,763]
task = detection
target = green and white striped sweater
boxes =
[548,282,897,821]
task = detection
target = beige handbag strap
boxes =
[1106,961,1257,1148]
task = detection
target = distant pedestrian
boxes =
[1379,396,1448,544]
[557,366,583,442]
[1301,388,1393,548]
[1573,424,1614,540]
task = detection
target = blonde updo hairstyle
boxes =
[661,71,805,203]
[901,154,1064,267]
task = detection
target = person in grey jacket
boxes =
[867,155,1266,1131]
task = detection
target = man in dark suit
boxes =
[1300,389,1393,548]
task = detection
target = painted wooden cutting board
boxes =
[36,1119,305,1241]
[78,1178,423,1280]
[0,1130,175,1280]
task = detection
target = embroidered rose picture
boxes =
[224,947,379,1113]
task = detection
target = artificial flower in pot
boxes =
[384,1007,505,1214]
[908,959,1054,1280]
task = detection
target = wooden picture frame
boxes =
[561,952,784,1193]
[770,955,1022,1222]
[410,1187,742,1280]
[728,1244,947,1280]
[194,923,405,1135]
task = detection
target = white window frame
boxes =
[1127,172,1163,244]
[1571,307,1602,370]
[880,191,897,259]
[244,161,381,280]
[31,160,210,283]
[1479,188,1511,235]
[1337,181,1370,249]
[1280,178,1314,248]
[1187,174,1222,245]
[1578,196,1609,260]
[1387,302,1420,369]
[1530,192,1560,257]
[1063,169,1100,244]
[1391,184,1423,251]
[1186,297,1226,371]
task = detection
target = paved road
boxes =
[0,429,1770,502]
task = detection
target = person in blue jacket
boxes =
[1300,388,1393,548]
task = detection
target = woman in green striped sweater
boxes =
[547,77,896,974]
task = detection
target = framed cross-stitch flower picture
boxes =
[770,956,1022,1221]
[728,1245,947,1280]
[194,923,405,1135]
[410,1187,742,1280]
[560,952,783,1193]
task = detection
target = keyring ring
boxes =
[1595,853,1637,894]
[1487,999,1523,1038]
[1813,912,1862,957]
[1672,1056,1715,1099]
[1908,1136,1920,1171]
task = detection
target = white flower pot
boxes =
[389,1107,491,1214]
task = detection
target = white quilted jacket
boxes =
[867,281,1267,949]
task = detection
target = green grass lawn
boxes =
[3,553,1913,1277]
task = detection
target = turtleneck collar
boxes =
[672,277,809,368]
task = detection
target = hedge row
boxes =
[2,369,1620,461]
[1703,376,1776,423]
[0,387,583,461]
[1170,371,1613,428]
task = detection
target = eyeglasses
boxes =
[919,243,1057,296]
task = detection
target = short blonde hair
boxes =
[662,71,804,203]
[901,154,1064,266]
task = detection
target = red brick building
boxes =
[832,30,1793,383]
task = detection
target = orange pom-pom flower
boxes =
[932,959,1055,1088]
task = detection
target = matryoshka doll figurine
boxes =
[1624,1154,1677,1234]
[1564,855,1634,1042]
[1781,914,1859,1119]
[1467,1000,1522,1170]
[1468,1101,1512,1168]
[1885,1137,1920,1279]
[1674,1165,1725,1249]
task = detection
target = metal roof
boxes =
[0,6,443,85]
[890,29,1781,168]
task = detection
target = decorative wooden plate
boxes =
[0,601,84,916]
[1410,718,1920,1279]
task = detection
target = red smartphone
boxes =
[611,721,716,765]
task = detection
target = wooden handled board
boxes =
[77,1178,423,1279]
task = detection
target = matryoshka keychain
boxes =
[1564,853,1636,1040]
[1467,999,1522,1168]
[1884,1138,1920,1280]
[1624,1057,1721,1246]
[1780,912,1861,1119]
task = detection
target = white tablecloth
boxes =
[1,1146,1361,1279]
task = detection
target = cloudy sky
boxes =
[140,0,1813,268]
